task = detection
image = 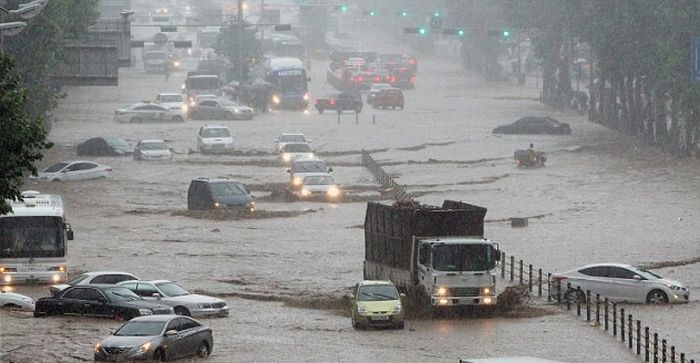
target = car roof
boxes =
[280,132,305,136]
[122,280,173,285]
[201,125,229,129]
[72,283,133,289]
[157,93,181,97]
[293,159,325,165]
[358,280,396,287]
[126,314,184,323]
[53,161,103,166]
[138,139,166,144]
[83,271,137,276]
[283,142,312,146]
[573,263,636,271]
[191,177,241,184]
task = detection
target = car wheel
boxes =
[33,310,47,317]
[174,306,191,316]
[351,314,358,329]
[196,341,210,357]
[172,115,184,123]
[130,116,141,123]
[646,290,669,304]
[154,348,168,362]
[51,178,61,182]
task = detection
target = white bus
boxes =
[0,191,74,286]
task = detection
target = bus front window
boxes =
[0,217,65,258]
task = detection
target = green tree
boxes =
[213,23,262,81]
[0,55,52,215]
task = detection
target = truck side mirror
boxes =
[66,230,74,241]
[494,249,501,261]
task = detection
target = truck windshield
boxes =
[188,77,219,91]
[432,244,494,272]
[0,216,65,258]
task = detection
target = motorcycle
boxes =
[514,149,547,167]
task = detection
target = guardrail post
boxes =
[604,298,609,331]
[661,339,666,363]
[586,290,591,321]
[645,327,650,362]
[628,314,632,349]
[653,333,658,363]
[519,260,523,285]
[566,283,572,310]
[576,286,582,316]
[621,308,625,342]
[510,256,514,281]
[538,269,542,297]
[636,320,641,355]
[613,303,617,336]
[595,294,600,324]
[680,353,685,363]
[556,280,561,304]
[670,346,675,363]
[501,252,506,279]
[546,272,551,301]
[528,264,532,292]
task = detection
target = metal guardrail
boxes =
[361,149,409,201]
[498,252,695,363]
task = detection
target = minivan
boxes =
[187,178,255,211]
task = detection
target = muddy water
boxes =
[1,21,698,363]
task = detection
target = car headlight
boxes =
[173,61,180,67]
[282,154,291,161]
[327,186,340,197]
[213,201,221,208]
[190,100,196,106]
[435,287,447,296]
[246,201,255,211]
[667,284,685,291]
[303,92,309,101]
[139,308,153,316]
[292,177,302,186]
[272,95,280,104]
[94,343,102,353]
[392,303,402,313]
[356,305,368,314]
[138,342,151,353]
[233,108,242,113]
[198,303,212,309]
[181,83,186,90]
[301,189,311,197]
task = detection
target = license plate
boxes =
[371,315,389,321]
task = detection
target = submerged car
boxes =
[287,159,332,189]
[493,117,571,135]
[114,102,185,123]
[350,280,404,329]
[290,173,341,201]
[32,161,112,182]
[0,290,35,311]
[118,280,229,317]
[279,142,314,165]
[155,92,187,113]
[77,137,131,156]
[34,284,173,319]
[314,92,363,114]
[94,315,213,361]
[372,88,404,110]
[133,139,172,161]
[366,83,391,104]
[551,263,689,304]
[274,133,310,153]
[189,97,254,120]
[197,125,234,154]
[187,177,255,211]
[49,271,139,296]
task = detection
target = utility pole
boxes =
[237,0,243,82]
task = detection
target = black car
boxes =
[492,117,572,135]
[33,284,173,320]
[77,137,131,156]
[187,177,255,211]
[314,92,363,114]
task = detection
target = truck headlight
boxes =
[436,287,447,296]
[303,92,309,101]
[483,287,495,295]
[301,189,311,197]
[484,297,493,304]
[272,95,280,104]
[292,177,303,186]
[282,154,291,162]
[139,308,153,316]
[52,274,61,282]
[181,104,188,113]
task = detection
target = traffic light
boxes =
[502,28,511,38]
[400,11,408,17]
[369,10,376,16]
[433,11,440,17]
[335,4,348,12]
[404,27,428,35]
[442,28,466,37]
[418,27,428,35]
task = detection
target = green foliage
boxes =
[213,23,262,81]
[0,55,52,215]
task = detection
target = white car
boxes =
[49,271,139,296]
[551,263,690,304]
[274,133,310,153]
[155,92,187,113]
[32,161,112,182]
[189,94,218,107]
[114,102,185,123]
[291,173,342,201]
[287,159,332,188]
[118,280,229,317]
[279,142,314,165]
[133,139,172,161]
[0,290,35,311]
[197,125,234,154]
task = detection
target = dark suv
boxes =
[314,92,363,114]
[187,178,255,211]
[373,88,404,110]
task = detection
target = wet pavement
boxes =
[1,22,698,363]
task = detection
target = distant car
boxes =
[314,92,362,114]
[189,97,254,120]
[187,177,255,211]
[366,83,391,104]
[114,102,185,123]
[0,290,35,311]
[34,284,173,319]
[155,92,187,114]
[274,133,310,153]
[118,280,229,317]
[197,125,234,154]
[279,142,314,165]
[32,161,112,182]
[287,159,332,189]
[289,173,342,201]
[94,315,213,362]
[350,280,404,329]
[372,88,404,110]
[190,94,218,107]
[551,263,689,304]
[388,67,415,89]
[133,139,172,161]
[49,271,139,296]
[77,137,131,156]
[493,117,571,135]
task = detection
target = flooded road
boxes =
[1,22,698,363]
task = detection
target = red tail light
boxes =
[410,76,416,83]
[351,76,356,82]
[357,76,364,82]
[410,59,416,64]
[329,99,336,105]
[389,76,396,83]
[551,275,567,282]
[374,76,381,82]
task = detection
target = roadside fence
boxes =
[361,149,409,200]
[498,252,695,363]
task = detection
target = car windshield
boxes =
[201,128,230,138]
[155,282,190,297]
[432,244,495,272]
[637,267,663,280]
[357,285,399,301]
[104,138,129,148]
[0,216,65,258]
[283,144,311,153]
[210,182,247,197]
[105,287,142,302]
[44,162,68,173]
[303,176,334,185]
[139,142,168,151]
[280,135,306,143]
[292,161,327,173]
[115,321,166,337]
[67,274,89,285]
[159,95,183,102]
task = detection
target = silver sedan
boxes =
[118,280,229,317]
[94,315,213,361]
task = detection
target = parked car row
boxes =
[114,92,255,124]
